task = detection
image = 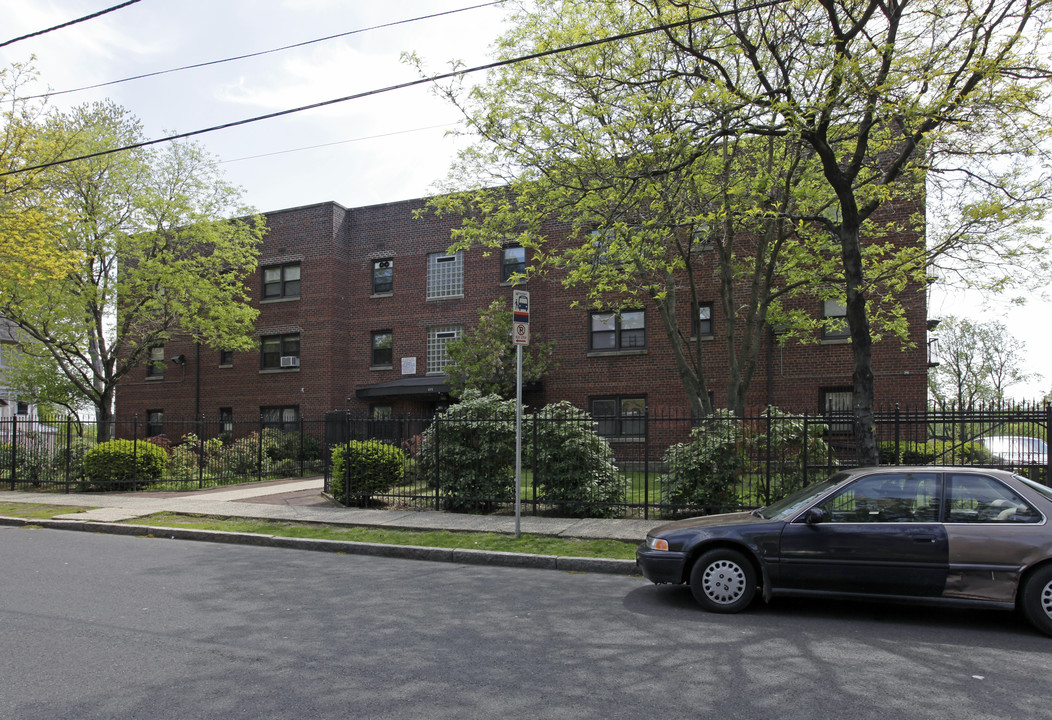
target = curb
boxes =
[0,515,641,576]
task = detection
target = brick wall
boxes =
[115,196,929,424]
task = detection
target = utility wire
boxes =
[22,1,505,100]
[0,0,144,49]
[0,0,788,178]
[216,122,460,165]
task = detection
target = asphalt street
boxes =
[2,526,1049,719]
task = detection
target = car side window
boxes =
[817,473,941,523]
[945,474,1042,523]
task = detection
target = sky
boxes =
[1,0,1049,400]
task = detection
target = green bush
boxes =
[330,440,406,506]
[748,407,834,499]
[529,401,624,518]
[264,429,322,463]
[662,410,744,513]
[416,392,517,512]
[877,440,993,465]
[83,439,168,490]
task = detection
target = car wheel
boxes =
[689,548,757,613]
[1020,564,1052,637]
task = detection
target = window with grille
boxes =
[427,252,463,299]
[427,326,461,373]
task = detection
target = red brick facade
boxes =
[114,198,929,424]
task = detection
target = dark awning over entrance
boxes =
[355,375,451,400]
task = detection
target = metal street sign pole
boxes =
[512,289,529,539]
[515,343,522,539]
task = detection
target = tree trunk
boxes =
[839,224,879,465]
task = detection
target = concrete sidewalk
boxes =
[0,477,667,575]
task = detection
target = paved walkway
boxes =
[1,476,664,542]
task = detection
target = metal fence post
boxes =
[894,403,901,464]
[64,416,72,493]
[802,412,810,482]
[198,415,205,488]
[764,407,773,506]
[132,415,139,489]
[643,408,650,520]
[9,415,16,490]
[434,416,441,511]
[257,414,264,482]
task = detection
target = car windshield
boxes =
[1014,474,1052,501]
[753,472,850,520]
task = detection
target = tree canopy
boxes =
[928,316,1038,407]
[420,0,1052,462]
[0,89,264,438]
[445,298,556,400]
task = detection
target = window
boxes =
[822,387,853,434]
[695,303,714,338]
[501,246,526,283]
[219,407,233,435]
[588,229,616,268]
[146,346,165,379]
[262,262,301,300]
[261,406,299,432]
[371,330,393,367]
[261,333,300,369]
[590,310,646,351]
[822,299,849,339]
[372,405,393,419]
[427,326,461,374]
[219,350,234,367]
[16,401,28,416]
[372,259,393,295]
[591,396,646,438]
[945,473,1042,523]
[816,472,941,523]
[427,252,463,299]
[146,409,164,437]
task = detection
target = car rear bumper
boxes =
[636,547,688,584]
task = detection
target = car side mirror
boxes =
[804,507,827,525]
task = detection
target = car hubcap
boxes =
[1041,579,1052,620]
[702,559,746,605]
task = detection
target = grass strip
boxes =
[0,503,94,519]
[122,512,639,560]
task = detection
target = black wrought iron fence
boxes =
[3,403,1048,519]
[0,414,328,492]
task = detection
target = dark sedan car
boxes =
[637,466,1052,635]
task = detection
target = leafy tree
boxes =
[0,64,78,293]
[418,1,828,418]
[638,0,1052,462]
[0,100,265,440]
[929,316,1037,407]
[445,298,556,400]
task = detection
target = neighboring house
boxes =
[113,197,930,438]
[0,319,40,436]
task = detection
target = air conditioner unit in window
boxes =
[280,356,300,368]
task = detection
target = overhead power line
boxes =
[0,0,144,49]
[23,1,505,100]
[0,0,787,178]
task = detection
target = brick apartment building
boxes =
[114,197,930,438]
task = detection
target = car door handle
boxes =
[910,535,936,543]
